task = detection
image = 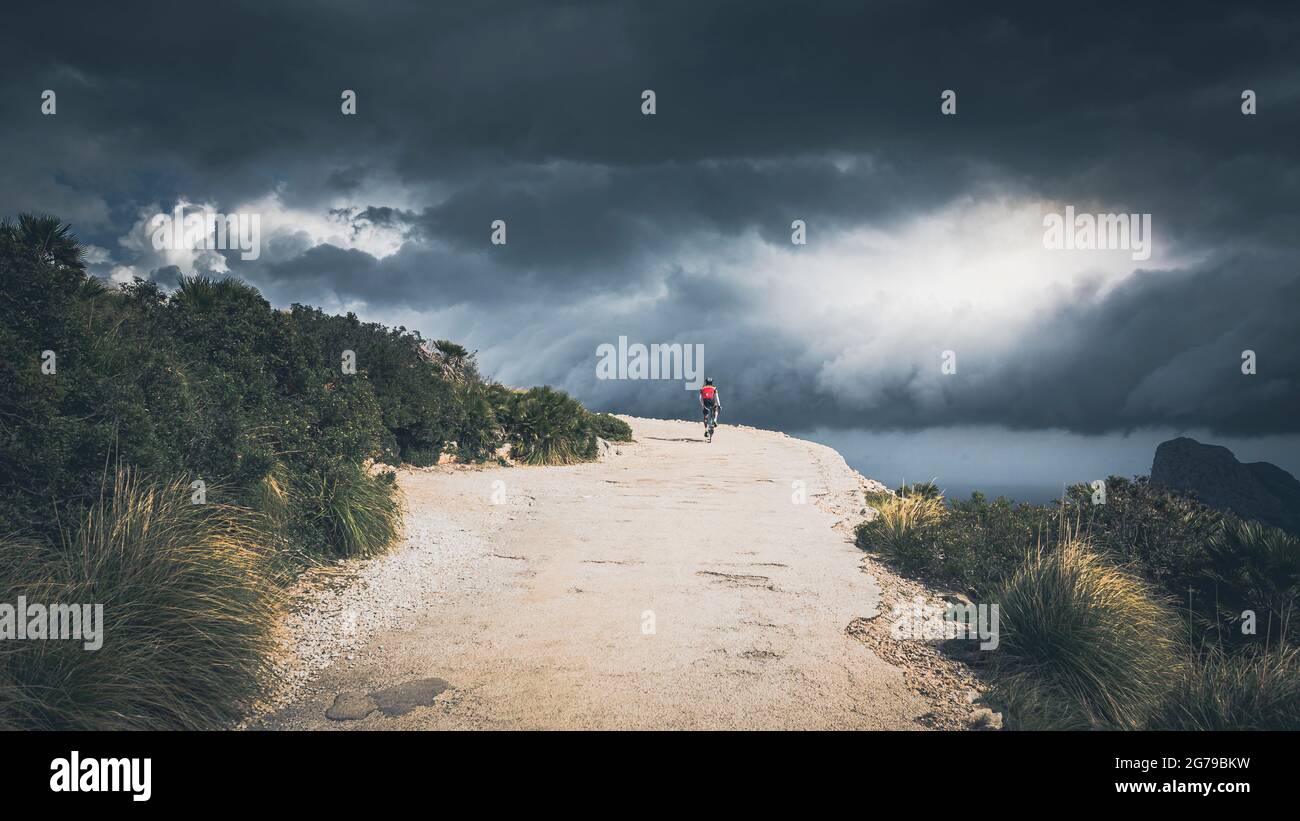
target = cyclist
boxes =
[699,378,721,438]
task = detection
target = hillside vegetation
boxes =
[855,478,1300,729]
[0,214,619,729]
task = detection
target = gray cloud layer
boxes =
[1,0,1297,435]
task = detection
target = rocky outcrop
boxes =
[1151,437,1300,533]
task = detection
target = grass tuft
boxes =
[993,540,1181,729]
[854,491,946,573]
[1152,647,1300,730]
[295,466,402,560]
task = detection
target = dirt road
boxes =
[255,417,960,730]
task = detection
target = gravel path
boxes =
[247,417,987,730]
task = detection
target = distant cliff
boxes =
[1151,437,1300,534]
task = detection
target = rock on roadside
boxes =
[325,691,378,721]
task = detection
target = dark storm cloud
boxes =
[414,155,999,273]
[1,0,1297,435]
[4,1,1295,219]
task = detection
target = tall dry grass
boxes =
[0,470,284,730]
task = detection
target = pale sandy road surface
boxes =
[251,417,980,730]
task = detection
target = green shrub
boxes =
[1152,647,1300,730]
[448,383,504,462]
[0,471,283,730]
[288,305,458,465]
[899,478,1242,618]
[1063,479,1300,649]
[1202,520,1300,647]
[854,489,1057,595]
[0,247,207,538]
[936,493,1056,595]
[993,540,1181,730]
[589,412,633,442]
[854,492,946,574]
[497,386,599,466]
[1067,476,1227,600]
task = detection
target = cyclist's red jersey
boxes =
[700,385,717,402]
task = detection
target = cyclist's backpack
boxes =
[700,385,717,403]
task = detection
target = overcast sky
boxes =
[3,1,1297,493]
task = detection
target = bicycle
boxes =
[703,404,719,442]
